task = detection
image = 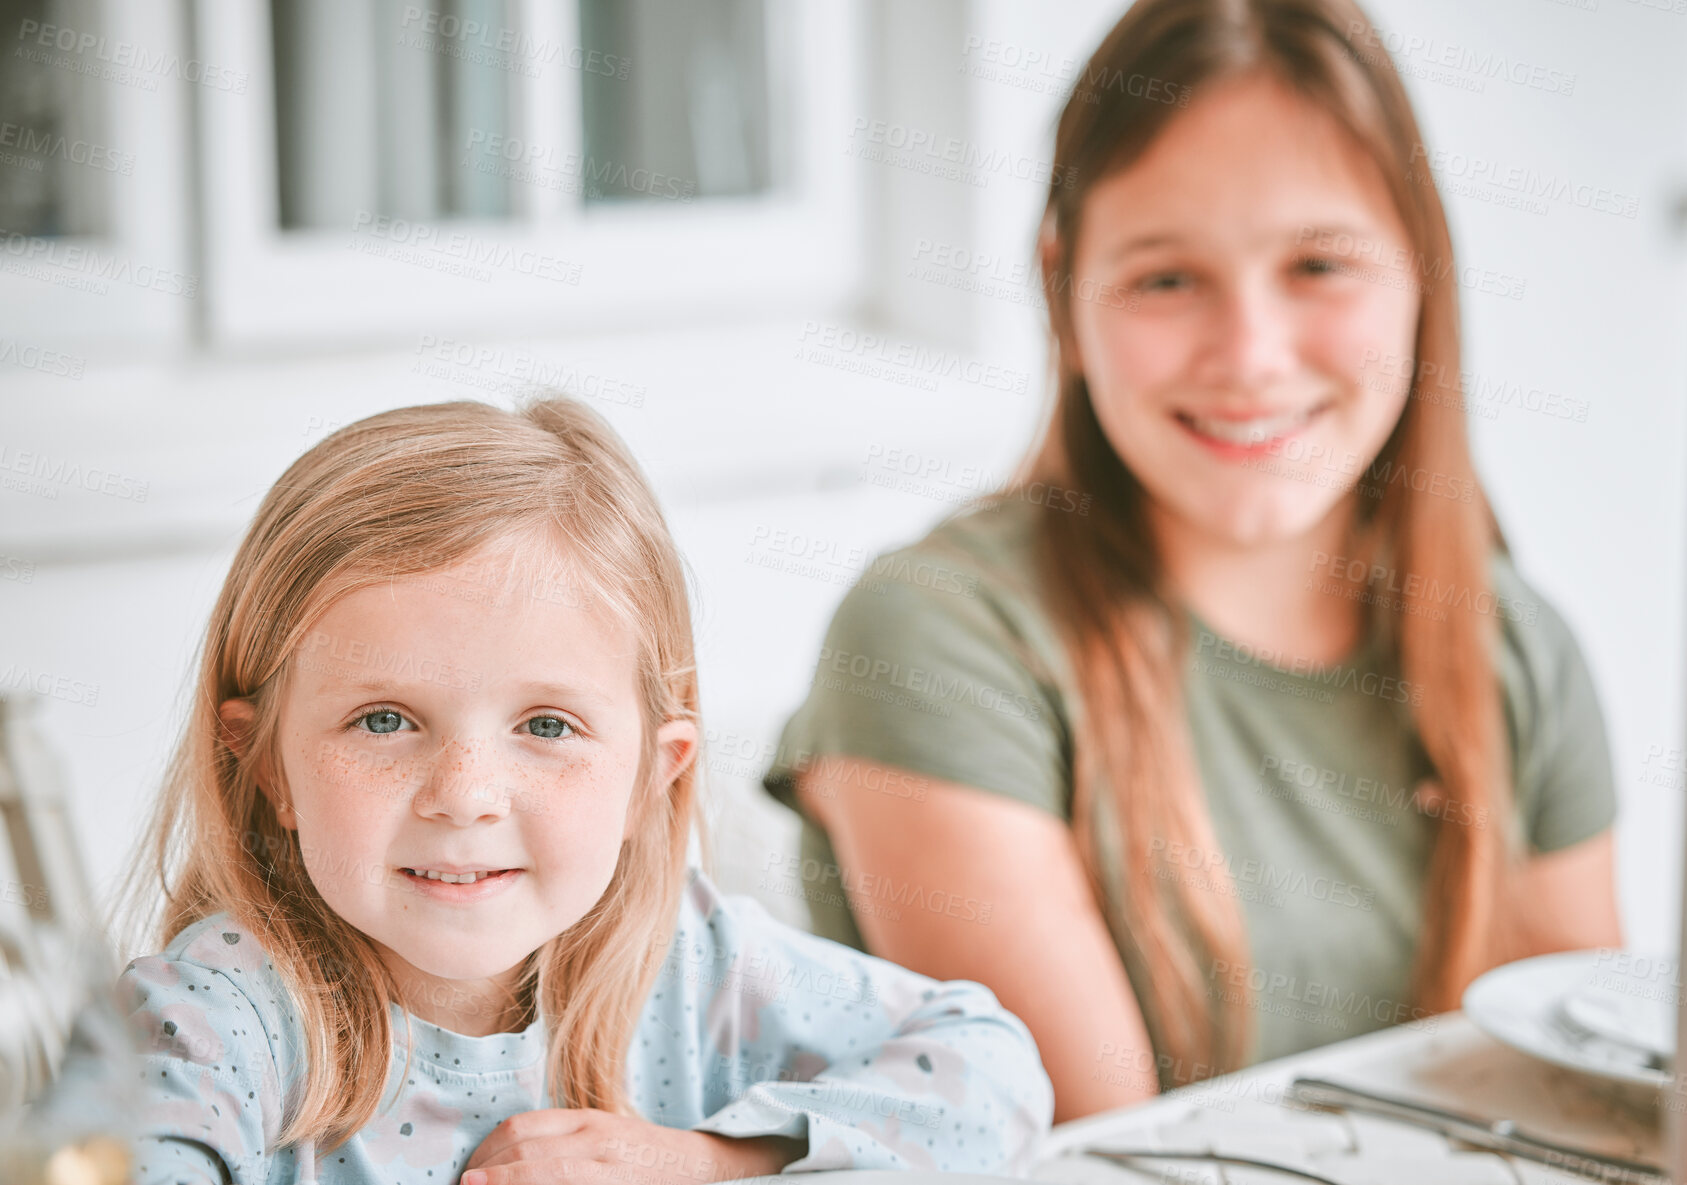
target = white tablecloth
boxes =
[1028,1012,1663,1184]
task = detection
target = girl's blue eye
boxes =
[526,716,572,739]
[356,709,409,735]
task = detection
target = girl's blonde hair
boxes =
[120,397,700,1150]
[1019,0,1513,1084]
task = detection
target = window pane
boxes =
[272,0,514,230]
[0,0,108,238]
[578,0,770,204]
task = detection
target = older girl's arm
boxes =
[800,758,1163,1123]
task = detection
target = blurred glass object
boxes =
[0,693,137,1183]
[272,0,516,229]
[579,0,770,203]
[0,950,138,1185]
[0,0,108,238]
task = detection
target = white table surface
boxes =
[1027,1012,1664,1184]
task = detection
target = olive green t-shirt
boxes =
[760,497,1618,1070]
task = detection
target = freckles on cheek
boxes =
[521,763,637,848]
[300,743,418,820]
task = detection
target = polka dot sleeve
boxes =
[116,922,293,1185]
[630,868,1054,1175]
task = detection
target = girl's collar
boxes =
[386,999,547,1074]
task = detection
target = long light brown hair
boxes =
[119,398,701,1149]
[1023,0,1513,1085]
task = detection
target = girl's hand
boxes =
[460,1108,805,1185]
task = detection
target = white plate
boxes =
[1463,949,1676,1089]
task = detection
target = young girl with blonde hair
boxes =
[115,397,1052,1184]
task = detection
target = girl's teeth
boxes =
[1187,408,1312,445]
[411,869,496,884]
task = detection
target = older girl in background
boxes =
[765,0,1622,1121]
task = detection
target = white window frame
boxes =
[0,0,195,357]
[193,0,866,349]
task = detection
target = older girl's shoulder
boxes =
[836,497,1059,651]
[1487,549,1618,853]
[1486,549,1593,725]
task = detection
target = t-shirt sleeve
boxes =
[763,539,1071,818]
[663,869,1053,1175]
[116,926,292,1185]
[1497,565,1620,855]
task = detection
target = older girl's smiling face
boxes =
[242,531,693,1029]
[1065,72,1423,545]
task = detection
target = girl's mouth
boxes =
[402,867,514,884]
[1175,401,1330,458]
[398,867,522,902]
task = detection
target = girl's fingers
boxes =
[484,1158,639,1185]
[474,1134,616,1172]
[472,1135,567,1170]
[466,1156,593,1185]
[464,1110,601,1170]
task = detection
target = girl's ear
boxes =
[652,719,699,794]
[218,697,296,830]
[217,697,256,757]
[1040,218,1087,377]
[1038,214,1061,284]
[626,719,698,842]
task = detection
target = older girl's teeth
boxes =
[1187,409,1311,445]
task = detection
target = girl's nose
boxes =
[411,739,515,825]
[1198,277,1298,392]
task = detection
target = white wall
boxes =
[1,0,1683,959]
